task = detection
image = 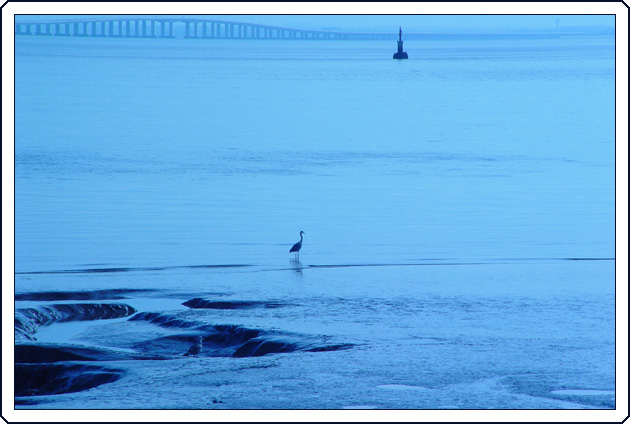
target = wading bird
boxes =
[290,231,305,257]
[183,336,203,357]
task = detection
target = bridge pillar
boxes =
[140,19,153,38]
[134,20,140,37]
[79,22,89,36]
[110,20,121,37]
[35,23,52,36]
[93,21,107,37]
[112,21,118,37]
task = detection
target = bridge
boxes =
[14,17,560,41]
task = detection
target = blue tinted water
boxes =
[14,35,616,410]
[15,36,614,271]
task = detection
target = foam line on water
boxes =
[551,390,615,396]
[15,264,253,275]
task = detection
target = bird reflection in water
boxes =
[290,257,303,274]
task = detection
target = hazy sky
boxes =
[214,15,615,32]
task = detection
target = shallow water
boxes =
[13,35,615,410]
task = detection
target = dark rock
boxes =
[15,303,137,341]
[306,343,354,353]
[233,338,298,357]
[15,397,48,405]
[15,289,156,301]
[15,343,167,363]
[130,313,353,358]
[183,298,286,309]
[198,324,261,345]
[128,312,197,329]
[15,363,123,396]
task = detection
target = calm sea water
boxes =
[14,35,616,410]
[15,36,615,271]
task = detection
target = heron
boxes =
[290,231,305,257]
[183,335,203,357]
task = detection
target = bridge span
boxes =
[14,17,394,40]
[14,17,560,41]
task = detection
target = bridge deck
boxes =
[14,18,563,40]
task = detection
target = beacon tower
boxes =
[393,26,408,59]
